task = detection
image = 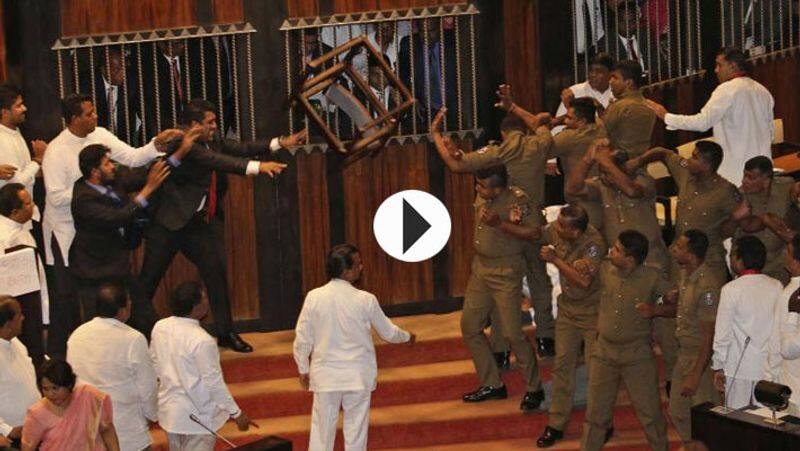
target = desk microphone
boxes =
[713,336,751,414]
[189,413,237,448]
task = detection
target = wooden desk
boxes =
[691,402,800,450]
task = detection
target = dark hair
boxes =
[0,85,21,112]
[0,183,25,217]
[744,156,773,178]
[38,359,77,392]
[694,141,724,172]
[560,204,589,232]
[613,59,644,88]
[733,235,767,270]
[718,46,753,75]
[615,0,638,14]
[0,295,18,328]
[169,281,205,317]
[62,92,93,124]
[500,114,527,134]
[590,53,615,72]
[618,229,649,265]
[570,97,597,124]
[475,164,509,188]
[78,144,110,178]
[180,98,216,126]
[95,282,129,318]
[792,234,800,263]
[683,229,709,260]
[326,244,360,279]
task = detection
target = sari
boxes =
[22,384,114,451]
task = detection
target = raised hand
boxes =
[280,129,308,148]
[495,84,514,111]
[431,107,447,133]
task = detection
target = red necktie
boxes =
[172,59,184,103]
[206,171,217,222]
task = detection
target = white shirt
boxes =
[0,123,40,224]
[67,317,157,451]
[103,77,119,133]
[553,81,614,135]
[0,215,49,324]
[664,76,775,185]
[766,276,800,411]
[42,126,160,265]
[712,273,783,381]
[150,316,240,435]
[293,279,411,392]
[618,34,645,73]
[0,337,40,437]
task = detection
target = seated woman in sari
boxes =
[21,359,120,451]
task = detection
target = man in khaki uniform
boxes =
[431,105,556,358]
[566,139,669,271]
[549,98,607,229]
[602,59,656,158]
[534,205,606,448]
[638,230,724,443]
[733,156,794,285]
[458,164,545,411]
[628,141,748,392]
[581,230,673,451]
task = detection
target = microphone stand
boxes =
[189,414,237,449]
[712,336,751,415]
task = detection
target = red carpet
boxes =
[150,314,681,450]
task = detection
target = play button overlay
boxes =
[373,190,451,262]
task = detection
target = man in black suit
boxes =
[132,99,305,352]
[69,140,184,321]
[83,48,141,145]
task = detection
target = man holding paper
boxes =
[0,183,47,364]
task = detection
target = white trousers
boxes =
[167,432,216,451]
[309,390,371,451]
[725,377,757,410]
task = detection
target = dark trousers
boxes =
[16,291,44,368]
[133,214,233,338]
[46,236,78,360]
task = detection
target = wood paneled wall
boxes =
[0,2,6,83]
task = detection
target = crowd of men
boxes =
[0,32,798,451]
[429,46,799,450]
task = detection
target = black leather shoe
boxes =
[665,380,672,399]
[462,385,507,403]
[604,426,614,443]
[537,337,555,357]
[536,426,563,448]
[218,333,253,353]
[520,389,545,412]
[494,351,511,370]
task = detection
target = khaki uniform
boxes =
[734,176,794,285]
[602,90,656,158]
[542,224,606,430]
[581,262,672,451]
[669,262,725,442]
[660,151,742,383]
[551,123,608,229]
[461,187,542,392]
[461,127,555,341]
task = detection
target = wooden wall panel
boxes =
[211,0,245,24]
[297,152,331,295]
[445,139,475,297]
[503,0,542,113]
[0,2,6,83]
[59,0,195,36]
[224,177,261,319]
[754,54,800,143]
[342,143,434,304]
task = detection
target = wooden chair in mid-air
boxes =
[294,35,415,165]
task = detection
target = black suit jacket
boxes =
[69,178,147,280]
[80,71,140,144]
[397,31,458,126]
[151,138,270,231]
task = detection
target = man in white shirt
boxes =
[67,282,157,451]
[0,184,47,364]
[42,92,181,359]
[151,281,252,451]
[553,53,614,135]
[294,244,414,451]
[766,235,800,415]
[712,236,783,409]
[0,295,41,448]
[646,47,775,185]
[0,85,47,228]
